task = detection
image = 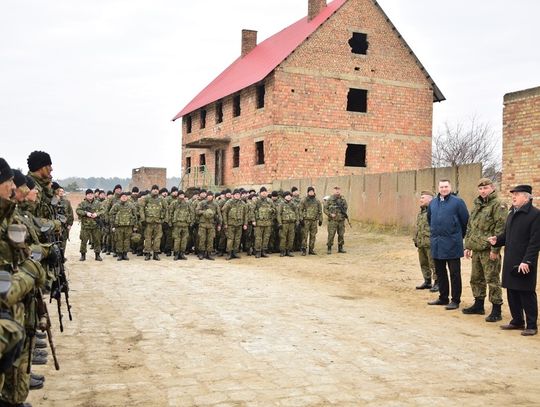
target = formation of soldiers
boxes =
[77,184,350,263]
[1,152,73,407]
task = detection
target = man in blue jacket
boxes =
[427,179,470,310]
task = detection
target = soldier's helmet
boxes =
[130,233,142,245]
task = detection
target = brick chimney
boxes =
[308,0,327,22]
[241,29,258,57]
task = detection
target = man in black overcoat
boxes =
[489,185,540,336]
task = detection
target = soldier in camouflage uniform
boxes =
[463,178,508,322]
[186,189,200,254]
[140,185,167,261]
[103,185,122,257]
[244,193,257,256]
[253,187,276,258]
[222,189,247,260]
[291,186,303,252]
[169,190,193,261]
[299,186,323,256]
[196,192,222,261]
[324,186,348,254]
[217,189,232,256]
[51,182,74,255]
[413,191,437,291]
[159,188,173,257]
[109,192,138,261]
[129,187,144,256]
[277,191,299,257]
[26,151,55,222]
[268,191,282,253]
[101,191,113,254]
[76,189,104,261]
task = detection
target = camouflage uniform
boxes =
[292,194,302,251]
[324,194,348,253]
[188,197,201,253]
[413,206,436,285]
[102,193,121,255]
[243,198,256,255]
[222,198,247,258]
[109,200,138,256]
[139,194,167,257]
[217,196,230,254]
[169,197,193,259]
[161,195,173,256]
[254,198,276,257]
[196,200,222,259]
[464,189,507,317]
[277,199,299,255]
[299,195,323,254]
[130,195,143,255]
[76,198,103,255]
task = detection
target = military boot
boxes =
[33,349,47,358]
[95,252,103,261]
[179,252,187,260]
[174,252,180,261]
[144,253,151,261]
[205,251,215,261]
[35,337,47,349]
[137,250,144,256]
[153,253,160,261]
[35,331,46,340]
[117,253,123,261]
[255,251,261,258]
[32,353,47,365]
[261,250,269,258]
[227,251,234,260]
[29,375,44,390]
[280,251,285,257]
[112,252,118,257]
[416,279,432,290]
[123,252,129,261]
[166,251,172,257]
[79,253,86,261]
[309,249,317,255]
[198,252,205,260]
[31,372,45,382]
[338,245,347,253]
[301,249,307,256]
[462,298,485,315]
[233,251,241,259]
[430,283,439,292]
[106,245,111,255]
[286,250,294,257]
[485,303,503,322]
[327,245,332,255]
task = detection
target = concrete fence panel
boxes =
[457,164,483,209]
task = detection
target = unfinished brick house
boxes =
[173,0,445,188]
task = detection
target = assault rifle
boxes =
[35,289,60,370]
[335,200,352,228]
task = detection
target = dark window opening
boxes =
[232,146,240,168]
[233,95,241,117]
[349,32,368,55]
[255,141,265,165]
[256,84,265,109]
[345,144,367,167]
[186,116,192,133]
[199,154,206,171]
[347,88,368,113]
[185,157,192,173]
[216,101,223,124]
[200,109,206,129]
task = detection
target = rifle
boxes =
[335,200,352,228]
[35,289,60,370]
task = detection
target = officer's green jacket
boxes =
[277,200,299,225]
[196,200,222,227]
[413,206,431,248]
[324,195,348,222]
[110,201,138,227]
[26,172,54,220]
[254,198,276,227]
[169,199,194,227]
[299,196,323,222]
[464,191,507,253]
[139,195,167,224]
[222,199,247,227]
[76,198,104,229]
[60,197,74,227]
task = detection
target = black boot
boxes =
[255,251,261,259]
[123,252,129,261]
[166,251,172,257]
[280,250,285,257]
[174,252,180,261]
[117,253,123,261]
[301,249,307,256]
[144,253,151,261]
[416,279,432,290]
[198,252,204,260]
[30,375,44,390]
[485,303,503,322]
[430,283,439,292]
[137,250,144,256]
[462,298,485,315]
[233,251,241,259]
[205,251,215,261]
[79,253,86,261]
[95,252,103,261]
[227,251,234,260]
[180,252,187,260]
[261,250,269,258]
[327,245,332,255]
[309,249,317,255]
[286,250,294,257]
[338,245,347,253]
[153,253,160,261]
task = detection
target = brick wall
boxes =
[130,167,167,190]
[502,86,540,198]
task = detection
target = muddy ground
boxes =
[28,223,540,406]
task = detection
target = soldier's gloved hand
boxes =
[318,220,323,227]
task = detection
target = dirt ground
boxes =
[28,222,540,407]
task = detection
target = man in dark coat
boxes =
[489,185,540,336]
[427,179,469,310]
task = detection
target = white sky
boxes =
[1,0,538,179]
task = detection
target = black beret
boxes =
[114,184,122,191]
[25,176,35,190]
[0,158,14,184]
[85,189,93,195]
[107,190,113,196]
[171,186,178,193]
[27,151,52,172]
[510,185,532,194]
[132,186,139,193]
[12,170,27,188]
[178,190,185,195]
[260,186,267,193]
[307,186,315,193]
[51,181,61,191]
[159,188,168,194]
[284,191,291,197]
[151,185,159,191]
[207,191,214,196]
[291,186,298,192]
[271,191,279,197]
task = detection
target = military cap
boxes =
[200,189,207,194]
[25,176,36,190]
[94,188,100,193]
[171,186,178,193]
[249,189,256,194]
[12,170,27,188]
[106,190,113,196]
[510,184,532,194]
[271,191,279,197]
[85,188,93,195]
[178,190,185,196]
[132,186,139,193]
[151,184,159,191]
[284,191,291,197]
[307,186,315,193]
[233,189,241,195]
[159,188,168,194]
[225,188,232,194]
[207,191,214,196]
[477,178,493,187]
[113,184,122,191]
[27,151,52,172]
[260,186,267,193]
[420,190,434,197]
[51,181,61,191]
[291,186,298,192]
[0,158,14,184]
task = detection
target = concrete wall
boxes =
[272,164,482,228]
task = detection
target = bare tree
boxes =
[432,116,501,179]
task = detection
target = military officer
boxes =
[324,186,348,254]
[222,189,247,260]
[253,187,275,258]
[76,189,103,261]
[277,191,299,257]
[299,186,323,256]
[139,185,167,261]
[413,191,438,291]
[169,190,193,260]
[195,192,222,261]
[109,192,138,261]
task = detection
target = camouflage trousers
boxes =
[218,227,227,252]
[279,222,296,251]
[254,225,272,252]
[242,224,254,253]
[161,223,173,254]
[144,223,162,253]
[471,250,503,305]
[301,220,318,252]
[0,336,30,404]
[327,220,345,247]
[417,246,437,282]
[0,319,24,391]
[293,222,302,251]
[198,224,216,252]
[115,226,133,253]
[225,225,243,253]
[172,224,190,253]
[80,227,101,253]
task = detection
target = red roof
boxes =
[172,0,348,121]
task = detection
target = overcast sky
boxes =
[1,0,538,179]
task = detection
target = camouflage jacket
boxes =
[169,199,194,226]
[299,196,323,222]
[196,200,222,227]
[324,195,348,222]
[76,198,104,229]
[222,199,247,227]
[254,198,276,227]
[26,172,54,221]
[277,200,299,225]
[413,206,431,248]
[139,195,167,224]
[464,191,507,253]
[110,201,138,227]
